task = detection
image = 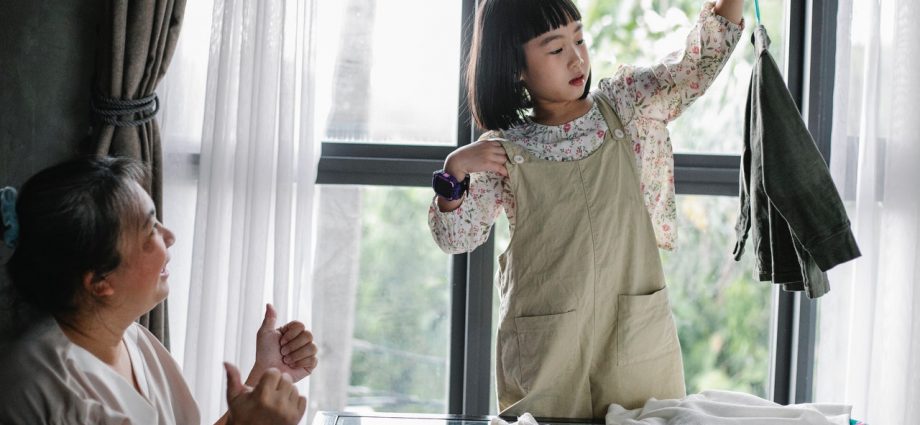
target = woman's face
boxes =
[521,19,590,105]
[101,181,175,316]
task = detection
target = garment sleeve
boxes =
[599,1,744,124]
[428,170,507,254]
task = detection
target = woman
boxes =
[0,156,317,424]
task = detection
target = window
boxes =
[162,0,832,417]
[312,186,452,413]
[310,0,467,412]
[554,0,787,403]
[316,0,462,145]
[661,195,771,397]
[579,0,789,155]
[313,0,798,415]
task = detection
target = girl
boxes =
[0,157,317,424]
[429,0,744,419]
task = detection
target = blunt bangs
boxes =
[511,0,582,46]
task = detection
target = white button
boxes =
[614,129,625,139]
[513,155,525,164]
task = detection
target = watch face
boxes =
[431,173,460,201]
[433,174,459,198]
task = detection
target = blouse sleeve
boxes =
[599,1,744,124]
[428,131,509,254]
[428,170,507,255]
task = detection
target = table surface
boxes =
[311,411,604,425]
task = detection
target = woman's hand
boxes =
[248,304,318,386]
[225,363,306,425]
[437,139,508,212]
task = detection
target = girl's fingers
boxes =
[489,153,508,164]
[484,162,508,177]
[486,144,507,154]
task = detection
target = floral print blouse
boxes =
[429,2,744,254]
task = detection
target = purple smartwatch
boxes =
[432,169,470,201]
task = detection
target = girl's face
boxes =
[101,181,175,316]
[521,20,590,105]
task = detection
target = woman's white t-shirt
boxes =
[0,316,200,425]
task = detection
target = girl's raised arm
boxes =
[602,1,745,124]
[714,0,744,25]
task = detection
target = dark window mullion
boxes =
[769,0,807,405]
[450,0,481,415]
[315,147,743,196]
[792,0,838,405]
[772,0,837,406]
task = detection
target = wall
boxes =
[0,0,103,338]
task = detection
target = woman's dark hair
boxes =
[5,156,150,317]
[467,0,591,130]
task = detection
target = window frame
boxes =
[313,0,838,413]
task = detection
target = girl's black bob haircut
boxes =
[467,0,591,131]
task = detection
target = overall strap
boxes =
[593,92,626,134]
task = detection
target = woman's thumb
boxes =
[224,362,244,400]
[259,303,277,332]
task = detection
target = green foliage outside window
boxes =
[349,187,452,412]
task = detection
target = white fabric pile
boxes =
[606,390,851,425]
[490,391,853,425]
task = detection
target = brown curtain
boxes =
[90,0,187,348]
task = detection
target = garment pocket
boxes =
[616,287,680,366]
[510,309,578,393]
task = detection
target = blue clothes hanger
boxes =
[754,0,762,25]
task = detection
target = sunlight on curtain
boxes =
[163,0,321,423]
[157,0,216,369]
[814,1,920,423]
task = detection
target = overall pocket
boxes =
[511,309,578,393]
[616,287,680,366]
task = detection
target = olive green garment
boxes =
[494,94,686,419]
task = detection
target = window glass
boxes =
[578,0,789,154]
[661,195,771,396]
[311,186,452,413]
[316,1,462,145]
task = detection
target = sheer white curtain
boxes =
[814,0,920,423]
[173,0,320,423]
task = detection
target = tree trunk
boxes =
[309,0,376,416]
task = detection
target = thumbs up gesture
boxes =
[225,362,306,425]
[248,304,318,386]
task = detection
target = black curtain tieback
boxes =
[91,93,160,128]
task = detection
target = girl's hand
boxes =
[249,304,318,386]
[225,363,306,425]
[437,139,508,212]
[444,139,509,181]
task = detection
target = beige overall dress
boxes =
[494,94,686,419]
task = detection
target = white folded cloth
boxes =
[606,390,851,425]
